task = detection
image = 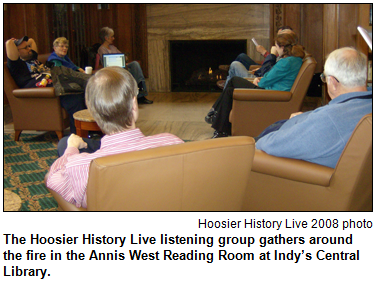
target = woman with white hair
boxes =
[48,37,85,73]
[97,27,152,104]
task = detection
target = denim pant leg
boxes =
[57,136,102,157]
[127,61,148,98]
[235,53,258,70]
[59,93,86,134]
[224,61,250,88]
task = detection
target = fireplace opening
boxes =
[170,40,247,92]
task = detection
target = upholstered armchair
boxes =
[47,136,255,211]
[242,114,372,211]
[4,53,69,141]
[230,56,317,137]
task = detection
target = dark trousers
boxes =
[59,93,86,134]
[57,136,101,157]
[211,76,261,134]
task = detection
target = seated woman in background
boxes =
[97,27,152,104]
[206,32,305,138]
[47,37,85,73]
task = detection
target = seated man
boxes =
[45,67,184,208]
[217,26,296,89]
[256,47,372,168]
[5,36,87,134]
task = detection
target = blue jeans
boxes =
[235,53,257,71]
[224,61,255,89]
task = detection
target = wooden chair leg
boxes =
[14,130,22,141]
[55,131,64,140]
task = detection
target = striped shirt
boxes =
[47,128,184,208]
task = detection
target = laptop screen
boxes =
[102,53,126,68]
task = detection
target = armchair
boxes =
[242,114,372,211]
[47,136,255,211]
[230,56,317,137]
[4,53,69,141]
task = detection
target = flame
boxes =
[209,67,212,75]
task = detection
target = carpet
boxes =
[4,133,60,211]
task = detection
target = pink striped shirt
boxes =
[47,129,184,208]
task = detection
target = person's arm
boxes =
[77,68,85,73]
[256,111,342,163]
[46,134,88,206]
[5,38,19,61]
[29,38,38,53]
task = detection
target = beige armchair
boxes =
[230,56,317,137]
[47,136,255,211]
[4,53,69,141]
[242,114,372,211]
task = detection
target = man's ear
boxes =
[329,76,339,91]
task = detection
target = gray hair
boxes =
[99,27,114,43]
[85,67,138,135]
[53,37,69,47]
[324,47,367,88]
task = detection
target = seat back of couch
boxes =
[86,137,255,211]
[330,113,372,211]
[289,55,317,110]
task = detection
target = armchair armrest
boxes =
[13,87,56,98]
[233,88,292,102]
[252,150,334,186]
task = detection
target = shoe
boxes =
[219,65,230,71]
[205,110,217,124]
[211,130,228,139]
[138,96,153,104]
[216,80,225,90]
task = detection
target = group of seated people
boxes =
[6,26,372,209]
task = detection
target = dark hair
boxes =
[278,25,293,32]
[275,33,305,59]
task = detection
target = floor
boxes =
[3,92,321,141]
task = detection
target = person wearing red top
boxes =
[45,67,183,208]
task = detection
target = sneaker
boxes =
[216,80,226,90]
[211,130,229,139]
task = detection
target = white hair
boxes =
[324,47,367,88]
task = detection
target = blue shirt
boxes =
[48,52,79,71]
[258,56,302,91]
[256,88,372,168]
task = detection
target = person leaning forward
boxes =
[5,36,88,134]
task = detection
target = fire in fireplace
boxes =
[170,40,247,92]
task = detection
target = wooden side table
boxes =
[4,190,22,211]
[73,109,102,138]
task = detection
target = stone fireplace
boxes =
[147,4,270,92]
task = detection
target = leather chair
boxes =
[242,114,372,211]
[230,56,317,137]
[47,136,255,211]
[4,53,69,141]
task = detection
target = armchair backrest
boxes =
[86,137,255,211]
[289,56,317,109]
[331,113,372,211]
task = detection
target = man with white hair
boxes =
[256,47,372,168]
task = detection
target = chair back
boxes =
[330,113,372,211]
[289,56,317,109]
[86,137,255,211]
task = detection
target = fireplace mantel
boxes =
[146,4,270,92]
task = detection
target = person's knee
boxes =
[57,136,69,157]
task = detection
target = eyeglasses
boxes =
[57,45,69,49]
[18,44,32,51]
[320,73,340,83]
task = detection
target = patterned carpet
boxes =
[4,133,59,211]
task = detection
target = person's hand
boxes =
[271,46,278,56]
[256,45,267,56]
[289,112,303,119]
[67,134,88,149]
[78,68,86,73]
[253,77,261,86]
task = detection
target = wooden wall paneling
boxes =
[338,4,359,49]
[356,4,371,54]
[115,4,133,59]
[301,4,324,73]
[283,4,301,37]
[323,4,339,59]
